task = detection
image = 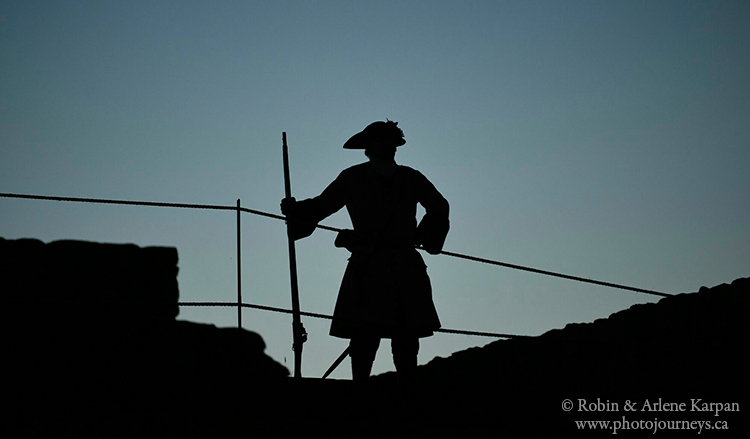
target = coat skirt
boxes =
[330,246,440,339]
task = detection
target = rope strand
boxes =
[1,192,670,297]
[179,301,526,339]
[435,249,670,297]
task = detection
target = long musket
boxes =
[282,132,307,378]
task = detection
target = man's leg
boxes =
[391,337,419,383]
[349,336,380,381]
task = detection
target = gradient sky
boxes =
[2,0,748,380]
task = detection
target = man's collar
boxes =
[368,157,398,177]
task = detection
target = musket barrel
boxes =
[282,132,305,378]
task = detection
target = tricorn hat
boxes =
[343,120,406,149]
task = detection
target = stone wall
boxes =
[2,237,179,326]
[3,237,288,438]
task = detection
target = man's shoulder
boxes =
[397,164,427,181]
[397,164,419,174]
[339,162,370,177]
[344,162,370,172]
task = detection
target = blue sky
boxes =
[2,0,748,379]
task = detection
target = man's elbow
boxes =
[438,197,450,218]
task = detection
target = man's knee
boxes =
[349,337,380,381]
[350,336,380,360]
[391,337,419,358]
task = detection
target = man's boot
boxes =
[349,337,380,381]
[392,337,419,384]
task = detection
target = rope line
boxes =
[179,301,526,339]
[436,249,670,297]
[0,192,238,211]
[0,192,670,296]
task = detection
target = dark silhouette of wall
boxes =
[4,237,746,437]
[3,237,288,438]
[369,277,750,436]
[276,278,749,437]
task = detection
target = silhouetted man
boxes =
[281,120,449,382]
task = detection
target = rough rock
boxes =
[3,237,288,438]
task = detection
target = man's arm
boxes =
[280,170,350,241]
[415,172,450,254]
